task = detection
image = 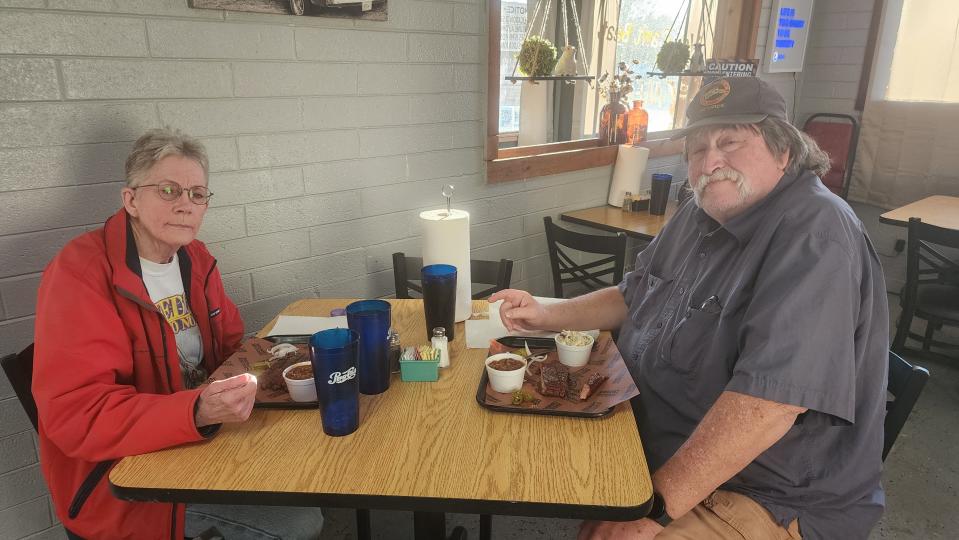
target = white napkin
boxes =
[266,315,348,337]
[465,297,600,349]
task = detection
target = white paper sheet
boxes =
[465,297,599,349]
[266,315,348,337]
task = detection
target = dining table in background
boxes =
[560,202,680,241]
[109,299,653,540]
[879,195,959,231]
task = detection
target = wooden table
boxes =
[561,203,679,240]
[109,299,652,539]
[879,195,959,230]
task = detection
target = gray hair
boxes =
[124,127,209,187]
[684,117,831,177]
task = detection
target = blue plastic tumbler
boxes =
[309,328,360,437]
[421,264,457,341]
[345,299,392,395]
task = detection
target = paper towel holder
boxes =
[441,184,455,216]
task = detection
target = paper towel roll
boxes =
[607,145,650,207]
[419,209,472,323]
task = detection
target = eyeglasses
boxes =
[134,181,213,205]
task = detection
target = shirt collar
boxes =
[710,169,810,244]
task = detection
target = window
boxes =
[486,0,761,182]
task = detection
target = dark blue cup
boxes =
[421,264,457,341]
[309,328,360,437]
[650,173,672,215]
[345,299,392,395]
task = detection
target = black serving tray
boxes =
[265,334,311,345]
[494,335,557,350]
[474,361,614,419]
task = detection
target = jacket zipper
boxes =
[67,459,115,519]
[203,261,222,366]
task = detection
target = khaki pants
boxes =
[658,490,802,540]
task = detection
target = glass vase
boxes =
[598,92,629,146]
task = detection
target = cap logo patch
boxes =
[700,79,731,107]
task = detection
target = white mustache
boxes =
[693,168,752,206]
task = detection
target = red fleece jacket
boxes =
[33,208,244,540]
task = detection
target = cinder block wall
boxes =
[0,2,684,537]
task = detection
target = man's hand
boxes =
[194,373,258,428]
[488,289,550,332]
[578,518,663,540]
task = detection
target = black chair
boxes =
[1,343,37,432]
[884,350,930,461]
[543,216,627,298]
[891,218,959,360]
[392,253,513,300]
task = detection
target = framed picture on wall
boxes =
[190,0,388,22]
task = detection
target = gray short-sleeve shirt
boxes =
[617,170,888,540]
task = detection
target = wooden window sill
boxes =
[486,137,685,183]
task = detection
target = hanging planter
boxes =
[506,0,594,84]
[656,41,691,74]
[518,36,558,78]
[648,0,715,78]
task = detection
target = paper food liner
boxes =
[481,334,639,415]
[207,337,310,405]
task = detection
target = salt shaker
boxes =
[388,328,402,373]
[431,327,450,368]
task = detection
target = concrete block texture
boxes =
[208,229,310,274]
[453,4,483,34]
[250,248,367,299]
[233,62,358,97]
[0,228,88,277]
[237,130,359,168]
[0,59,59,102]
[0,275,41,320]
[244,190,362,235]
[403,1,454,32]
[0,12,147,56]
[410,93,483,124]
[294,27,408,63]
[303,155,407,195]
[0,496,53,540]
[0,183,122,236]
[158,99,303,138]
[303,95,412,129]
[62,60,233,100]
[310,214,413,257]
[0,465,47,510]
[21,527,67,540]
[408,34,484,63]
[47,0,224,18]
[208,167,304,208]
[0,143,127,192]
[197,206,247,244]
[0,103,158,149]
[358,64,456,95]
[0,432,36,476]
[147,20,295,60]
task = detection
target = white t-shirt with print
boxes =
[140,254,206,389]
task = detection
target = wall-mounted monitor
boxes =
[765,0,814,73]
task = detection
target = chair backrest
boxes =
[802,113,859,200]
[392,252,514,300]
[884,350,930,460]
[904,217,959,287]
[543,216,627,298]
[1,343,38,432]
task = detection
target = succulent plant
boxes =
[656,41,691,74]
[517,36,558,77]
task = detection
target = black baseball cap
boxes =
[673,77,788,139]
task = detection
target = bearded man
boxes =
[491,77,889,540]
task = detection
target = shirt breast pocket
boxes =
[659,307,721,375]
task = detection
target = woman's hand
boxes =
[488,289,551,332]
[194,373,258,427]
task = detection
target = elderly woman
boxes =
[33,128,323,540]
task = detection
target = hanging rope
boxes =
[560,0,569,47]
[510,0,548,79]
[664,0,688,43]
[569,0,591,80]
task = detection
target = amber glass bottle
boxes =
[626,100,649,145]
[598,92,629,146]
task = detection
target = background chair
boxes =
[1,343,37,432]
[543,216,627,298]
[802,113,859,199]
[392,253,513,300]
[884,350,930,461]
[892,218,959,360]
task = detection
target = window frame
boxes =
[486,0,764,183]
